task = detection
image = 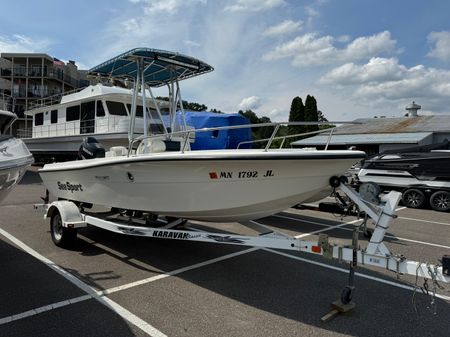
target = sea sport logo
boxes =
[57,181,84,193]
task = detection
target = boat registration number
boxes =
[209,170,274,179]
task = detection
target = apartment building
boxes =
[0,53,88,136]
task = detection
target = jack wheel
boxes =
[50,211,77,247]
[402,188,425,209]
[340,286,354,305]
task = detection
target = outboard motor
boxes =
[77,137,105,160]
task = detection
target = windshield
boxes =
[0,113,15,134]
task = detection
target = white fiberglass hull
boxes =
[0,137,34,203]
[358,168,450,190]
[39,149,365,222]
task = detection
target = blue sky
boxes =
[1,0,450,121]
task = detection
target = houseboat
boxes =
[21,84,171,161]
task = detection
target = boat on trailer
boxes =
[36,48,450,312]
[0,95,34,203]
[39,48,366,222]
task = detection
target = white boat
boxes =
[0,106,34,203]
[39,48,365,222]
[20,84,172,161]
[39,148,364,221]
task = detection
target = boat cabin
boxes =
[24,84,167,139]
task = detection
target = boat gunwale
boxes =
[39,150,366,173]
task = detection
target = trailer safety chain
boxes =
[412,261,424,315]
[426,264,446,315]
[412,262,447,315]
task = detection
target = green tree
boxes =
[288,96,305,138]
[155,96,207,111]
[304,95,318,132]
[285,96,307,147]
[238,110,275,148]
[185,102,208,111]
[317,110,334,130]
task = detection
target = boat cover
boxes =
[167,111,252,150]
[88,48,213,87]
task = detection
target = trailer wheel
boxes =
[402,189,425,209]
[429,191,450,212]
[50,211,77,247]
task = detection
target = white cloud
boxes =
[263,31,396,67]
[184,39,201,48]
[122,18,139,31]
[0,34,52,53]
[336,35,351,43]
[238,96,262,110]
[342,31,396,60]
[320,58,405,85]
[305,6,319,18]
[132,0,207,15]
[427,31,450,61]
[262,33,335,64]
[262,20,302,37]
[318,57,450,113]
[224,0,285,12]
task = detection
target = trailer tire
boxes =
[50,211,77,247]
[402,188,425,209]
[429,191,450,212]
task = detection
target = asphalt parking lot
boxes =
[1,167,450,337]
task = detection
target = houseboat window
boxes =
[81,101,95,120]
[126,103,145,117]
[106,101,127,116]
[51,110,58,124]
[96,100,105,117]
[34,112,44,126]
[66,105,80,121]
[136,105,144,117]
[81,101,95,134]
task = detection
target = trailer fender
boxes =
[46,201,87,228]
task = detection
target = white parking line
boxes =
[399,216,450,227]
[264,248,450,302]
[102,247,257,295]
[293,219,362,238]
[274,214,450,250]
[0,225,257,331]
[0,227,168,337]
[1,209,447,330]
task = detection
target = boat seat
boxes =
[106,146,128,157]
[136,139,166,154]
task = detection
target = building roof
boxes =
[331,115,450,134]
[1,53,54,62]
[292,132,433,146]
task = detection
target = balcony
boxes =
[0,66,79,87]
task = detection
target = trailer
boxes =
[35,177,450,319]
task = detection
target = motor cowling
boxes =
[77,137,105,160]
